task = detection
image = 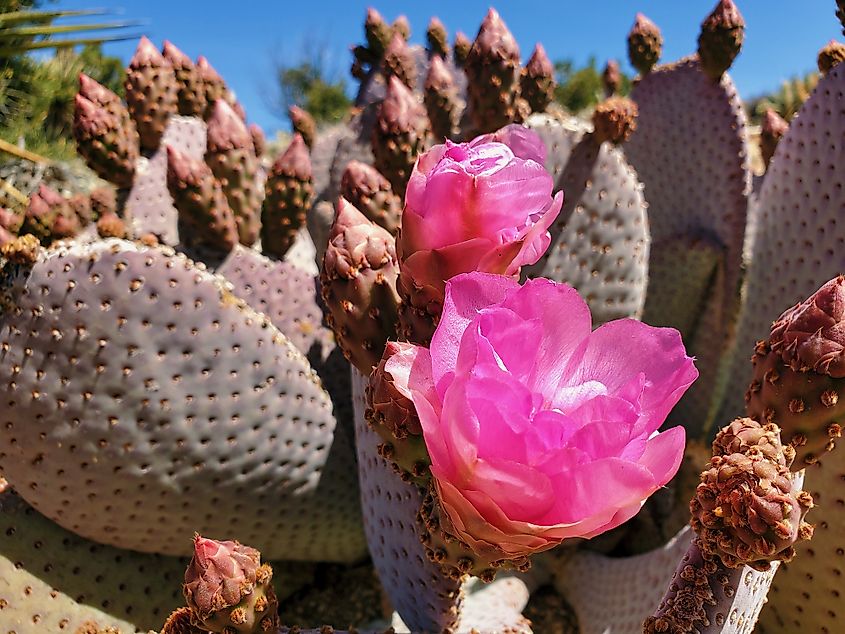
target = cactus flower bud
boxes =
[427,17,449,58]
[602,59,622,97]
[288,105,316,149]
[392,15,410,40]
[453,31,471,67]
[196,56,230,119]
[205,99,263,246]
[592,96,638,145]
[365,7,392,59]
[760,108,788,168]
[166,145,238,255]
[465,9,522,133]
[712,418,795,466]
[260,134,313,259]
[697,0,745,80]
[383,31,417,90]
[162,40,207,117]
[73,92,138,188]
[183,535,279,634]
[320,198,400,374]
[248,124,266,157]
[96,212,127,239]
[818,39,845,75]
[339,160,402,235]
[124,36,178,151]
[424,54,459,141]
[628,13,662,75]
[371,76,430,196]
[520,43,555,113]
[838,0,845,36]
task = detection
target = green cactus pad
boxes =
[626,56,751,435]
[125,115,207,245]
[523,114,649,325]
[0,239,365,562]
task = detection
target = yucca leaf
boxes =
[0,9,109,27]
[0,34,138,56]
[0,21,139,38]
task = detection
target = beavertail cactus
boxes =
[21,183,80,244]
[96,211,128,239]
[320,198,400,374]
[339,160,402,235]
[691,419,814,571]
[520,43,555,113]
[392,14,410,41]
[383,31,417,89]
[261,134,313,259]
[818,38,845,74]
[627,48,751,436]
[424,54,460,141]
[426,17,449,58]
[162,40,206,117]
[289,105,316,149]
[524,114,650,325]
[371,76,429,196]
[698,0,745,81]
[760,108,788,168]
[124,36,178,151]
[591,95,638,145]
[628,13,663,75]
[464,9,525,133]
[166,145,238,255]
[249,123,266,157]
[89,186,117,219]
[205,99,263,245]
[73,85,138,188]
[0,239,365,561]
[184,535,279,634]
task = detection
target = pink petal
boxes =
[579,500,645,539]
[637,426,686,487]
[506,190,564,272]
[383,342,434,402]
[564,319,698,434]
[430,272,520,395]
[543,457,656,526]
[499,277,593,396]
[469,457,555,523]
[473,124,547,164]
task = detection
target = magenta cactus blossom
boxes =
[386,272,698,558]
[398,129,561,306]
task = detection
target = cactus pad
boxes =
[125,115,207,245]
[0,239,365,562]
[626,56,751,434]
[523,114,650,324]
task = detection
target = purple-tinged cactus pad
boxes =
[523,114,650,325]
[719,62,845,424]
[550,527,692,634]
[0,490,315,634]
[351,368,463,632]
[626,56,751,435]
[645,536,781,634]
[125,115,207,245]
[0,239,364,562]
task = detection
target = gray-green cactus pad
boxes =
[523,114,649,325]
[626,56,751,435]
[0,239,364,562]
[125,116,207,245]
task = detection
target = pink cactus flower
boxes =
[398,129,562,306]
[387,272,698,558]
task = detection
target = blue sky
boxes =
[54,1,842,135]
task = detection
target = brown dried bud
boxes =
[628,13,663,75]
[690,451,813,571]
[592,96,638,145]
[818,39,845,75]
